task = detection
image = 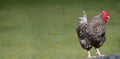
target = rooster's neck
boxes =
[89,14,106,25]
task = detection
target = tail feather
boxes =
[76,10,88,30]
[78,10,87,24]
[82,10,87,18]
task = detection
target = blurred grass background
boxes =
[0,0,120,59]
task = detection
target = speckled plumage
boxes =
[76,14,106,50]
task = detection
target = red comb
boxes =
[102,10,110,16]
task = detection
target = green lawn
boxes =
[0,0,120,59]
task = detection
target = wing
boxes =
[86,23,106,39]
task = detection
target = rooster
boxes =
[76,10,110,58]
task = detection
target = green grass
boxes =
[0,0,120,59]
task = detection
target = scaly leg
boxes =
[87,50,92,58]
[96,48,104,56]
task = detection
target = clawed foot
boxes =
[88,56,96,59]
[98,54,105,57]
[96,48,105,57]
[96,52,105,57]
[88,55,105,59]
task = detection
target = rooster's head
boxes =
[102,10,110,23]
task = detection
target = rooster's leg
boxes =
[87,50,92,58]
[96,48,101,56]
[95,48,104,56]
[88,50,96,59]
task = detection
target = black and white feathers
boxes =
[76,11,106,50]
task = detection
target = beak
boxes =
[108,16,110,18]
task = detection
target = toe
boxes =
[88,56,96,59]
